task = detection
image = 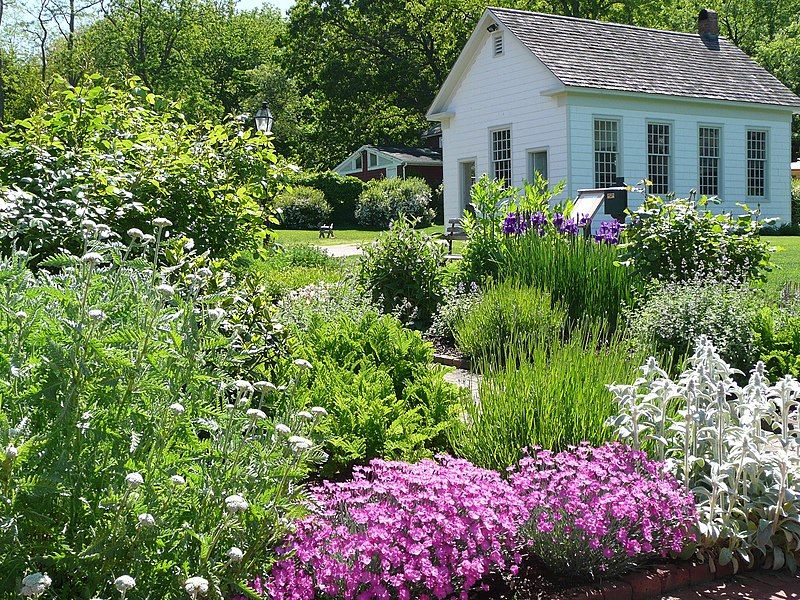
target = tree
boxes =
[757,22,800,156]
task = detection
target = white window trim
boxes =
[458,157,478,212]
[646,120,673,195]
[697,123,723,198]
[592,116,622,189]
[526,147,549,184]
[489,125,513,187]
[746,128,769,201]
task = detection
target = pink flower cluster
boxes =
[509,443,697,581]
[267,456,527,600]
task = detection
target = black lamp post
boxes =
[254,101,274,134]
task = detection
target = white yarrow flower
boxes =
[233,380,253,394]
[275,423,291,436]
[153,217,173,228]
[156,284,175,298]
[254,381,277,393]
[224,494,249,514]
[292,358,313,370]
[226,546,244,564]
[288,435,313,451]
[169,402,185,414]
[88,308,106,321]
[81,252,104,266]
[114,575,136,592]
[184,576,209,598]
[170,474,186,486]
[297,411,313,421]
[310,406,328,418]
[5,444,18,461]
[137,513,156,528]
[14,310,27,320]
[127,228,145,240]
[197,267,213,278]
[207,308,225,321]
[20,572,52,598]
[125,472,144,488]
[246,408,266,421]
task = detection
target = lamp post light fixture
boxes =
[254,101,274,134]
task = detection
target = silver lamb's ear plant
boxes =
[607,336,800,573]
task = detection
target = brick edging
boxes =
[565,560,747,599]
[432,352,470,370]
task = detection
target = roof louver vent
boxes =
[493,32,504,56]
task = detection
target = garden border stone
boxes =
[432,352,470,370]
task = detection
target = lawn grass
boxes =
[274,225,467,253]
[764,236,800,295]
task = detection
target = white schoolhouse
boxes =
[427,7,800,223]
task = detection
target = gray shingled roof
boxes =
[374,145,442,165]
[489,7,800,108]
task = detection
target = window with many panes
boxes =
[647,123,671,195]
[528,150,548,183]
[698,126,720,197]
[491,128,512,186]
[593,119,618,188]
[747,130,767,198]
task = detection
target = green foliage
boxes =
[230,245,346,300]
[501,234,638,334]
[449,325,642,472]
[277,280,374,332]
[628,279,763,372]
[358,217,445,327]
[0,76,289,259]
[276,186,332,229]
[426,282,482,345]
[0,224,325,598]
[287,171,366,226]
[752,291,800,378]
[355,177,435,229]
[291,311,462,478]
[619,193,773,283]
[453,281,566,364]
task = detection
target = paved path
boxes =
[315,244,364,257]
[662,571,800,599]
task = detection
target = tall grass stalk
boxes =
[500,233,640,333]
[448,323,646,471]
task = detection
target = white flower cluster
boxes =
[20,572,51,598]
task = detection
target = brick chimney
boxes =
[698,9,719,41]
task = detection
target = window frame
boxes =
[746,128,769,200]
[368,152,378,168]
[458,158,477,212]
[354,155,363,170]
[593,117,621,189]
[697,124,722,198]
[526,147,549,184]
[489,125,513,188]
[646,121,672,196]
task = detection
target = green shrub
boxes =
[619,193,773,283]
[793,179,800,226]
[501,234,638,334]
[287,171,365,226]
[275,185,332,229]
[426,282,482,346]
[291,311,462,478]
[0,75,289,260]
[453,281,565,364]
[448,325,641,471]
[627,279,762,371]
[358,217,445,327]
[752,295,800,378]
[0,225,325,598]
[354,177,434,229]
[277,280,374,331]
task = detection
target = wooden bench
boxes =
[318,223,335,239]
[444,218,467,254]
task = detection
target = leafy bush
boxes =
[354,177,434,229]
[0,76,289,260]
[753,303,800,378]
[277,281,373,331]
[275,185,332,229]
[287,171,365,226]
[291,311,462,478]
[426,282,482,346]
[358,217,445,327]
[267,457,528,599]
[609,338,800,571]
[448,326,643,471]
[453,281,565,364]
[619,193,773,283]
[0,222,326,598]
[628,279,762,371]
[510,443,697,581]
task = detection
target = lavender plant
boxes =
[608,337,800,572]
[0,220,325,598]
